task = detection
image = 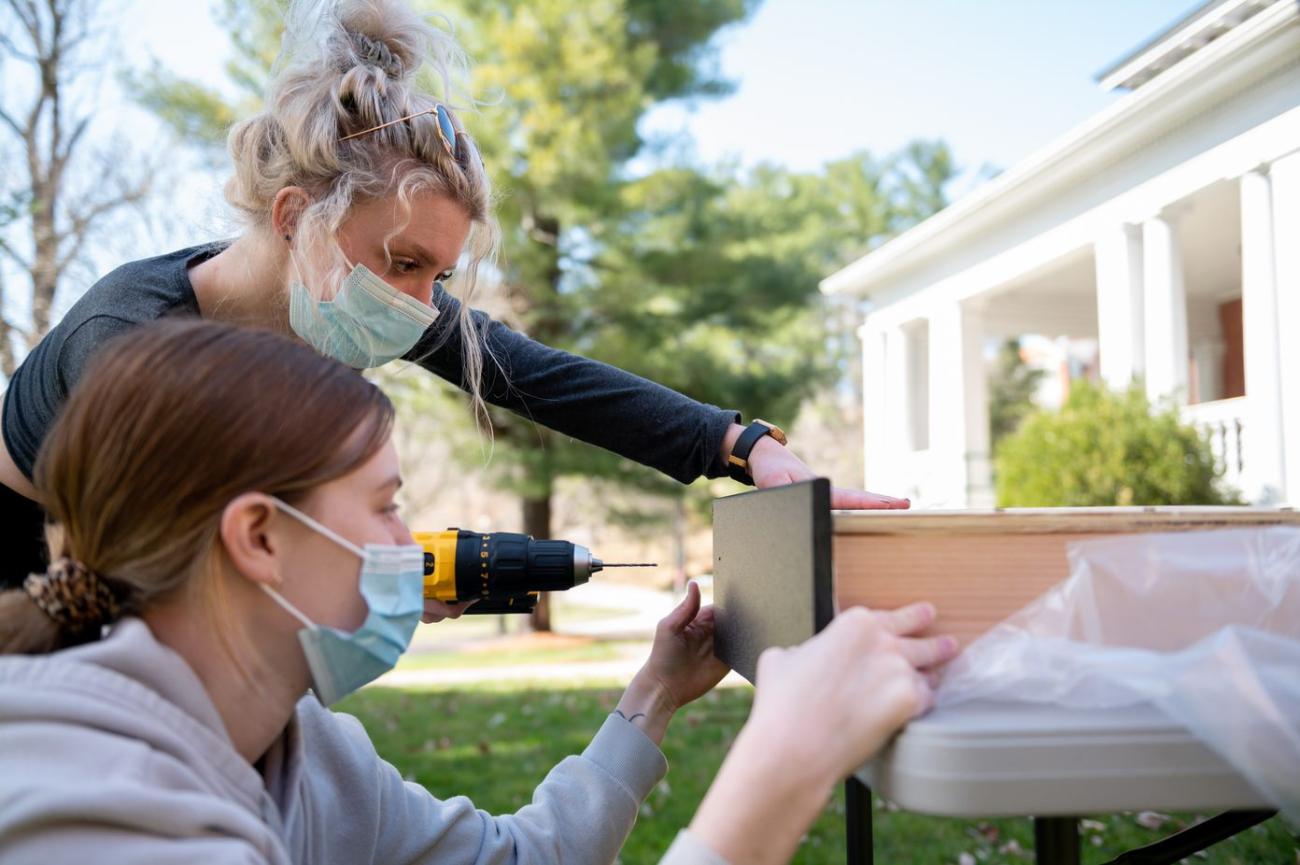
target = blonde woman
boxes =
[0,0,907,589]
[0,320,954,865]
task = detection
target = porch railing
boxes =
[1181,396,1247,493]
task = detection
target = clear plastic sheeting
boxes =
[936,526,1300,822]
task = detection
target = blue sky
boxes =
[640,0,1197,179]
[125,0,1198,184]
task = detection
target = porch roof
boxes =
[820,0,1298,302]
[1096,0,1274,92]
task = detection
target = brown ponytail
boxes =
[0,319,395,654]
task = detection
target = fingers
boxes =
[836,603,958,672]
[660,581,701,633]
[422,598,476,623]
[896,634,959,670]
[816,605,879,657]
[873,658,938,726]
[831,486,911,510]
[872,601,937,636]
[844,602,957,668]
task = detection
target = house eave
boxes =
[820,0,1300,300]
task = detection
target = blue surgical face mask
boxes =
[289,263,439,369]
[260,498,425,706]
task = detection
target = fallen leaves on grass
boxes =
[998,839,1025,857]
[1135,811,1173,831]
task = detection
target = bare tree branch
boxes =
[56,176,150,272]
[0,30,41,64]
[3,0,153,350]
[0,236,31,271]
[55,112,89,163]
[3,0,42,42]
[0,105,23,139]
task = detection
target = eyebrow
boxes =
[395,239,454,274]
[377,474,403,492]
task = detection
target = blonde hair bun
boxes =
[330,0,444,86]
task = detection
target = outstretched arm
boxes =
[412,290,911,509]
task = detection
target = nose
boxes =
[400,282,434,307]
[395,518,417,547]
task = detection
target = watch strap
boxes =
[727,421,779,485]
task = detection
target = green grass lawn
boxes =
[339,683,1298,865]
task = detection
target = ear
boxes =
[271,187,311,240]
[220,493,284,590]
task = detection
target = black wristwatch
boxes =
[726,419,788,485]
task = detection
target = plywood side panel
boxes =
[831,507,1300,646]
[832,533,1093,647]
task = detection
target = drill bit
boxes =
[589,558,657,574]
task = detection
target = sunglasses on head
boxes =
[341,103,483,171]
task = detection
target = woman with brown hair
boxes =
[0,0,907,591]
[0,320,954,865]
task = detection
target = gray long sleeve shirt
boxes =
[1,243,740,484]
[0,618,728,865]
[0,242,739,589]
[0,240,743,587]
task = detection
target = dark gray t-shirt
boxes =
[2,243,739,484]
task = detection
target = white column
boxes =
[858,322,889,493]
[1267,154,1300,504]
[903,323,930,453]
[882,324,912,496]
[962,304,994,508]
[1190,339,1225,404]
[928,302,979,507]
[1094,223,1145,390]
[1142,214,1189,404]
[1240,168,1285,503]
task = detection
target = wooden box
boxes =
[713,479,1300,681]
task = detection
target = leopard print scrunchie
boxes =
[23,557,120,633]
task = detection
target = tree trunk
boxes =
[518,208,565,633]
[3,0,153,357]
[523,494,553,632]
[0,267,14,377]
[672,495,687,592]
[29,199,59,346]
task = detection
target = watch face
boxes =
[757,419,788,446]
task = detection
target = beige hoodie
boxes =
[0,618,728,865]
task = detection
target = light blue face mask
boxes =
[289,264,440,369]
[261,498,426,706]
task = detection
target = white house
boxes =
[822,0,1300,508]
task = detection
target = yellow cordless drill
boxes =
[414,529,654,614]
